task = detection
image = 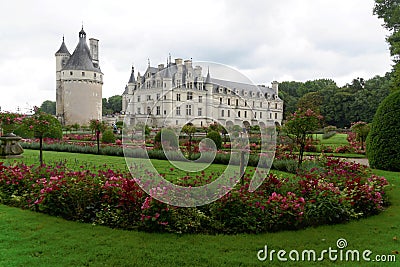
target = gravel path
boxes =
[344,157,369,167]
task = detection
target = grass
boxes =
[0,168,398,266]
[315,133,349,146]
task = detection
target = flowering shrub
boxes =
[0,157,389,234]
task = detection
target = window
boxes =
[164,110,167,115]
[176,107,181,116]
[220,98,223,104]
[164,95,167,100]
[137,108,141,114]
[245,101,247,107]
[260,102,262,108]
[156,106,160,115]
[270,113,272,119]
[260,112,262,118]
[177,80,181,88]
[244,111,247,118]
[227,110,230,117]
[186,105,192,116]
[198,108,202,116]
[137,96,141,102]
[147,107,151,115]
[187,92,193,100]
[238,111,241,117]
[176,94,181,101]
[275,113,278,119]
[236,99,239,106]
[254,112,256,119]
[221,110,224,117]
[253,101,255,107]
[275,103,278,109]
[227,98,231,105]
[94,73,96,78]
[147,95,151,101]
[157,93,160,100]
[198,96,202,103]
[156,80,161,88]
[82,72,85,76]
[70,71,73,75]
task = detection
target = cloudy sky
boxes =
[0,0,392,113]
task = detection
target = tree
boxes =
[366,90,400,171]
[296,91,324,112]
[206,130,222,150]
[89,119,107,154]
[182,123,196,157]
[40,100,56,115]
[72,123,80,132]
[374,0,400,89]
[24,107,62,165]
[350,121,370,151]
[108,95,122,114]
[282,109,322,166]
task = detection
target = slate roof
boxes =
[128,66,135,83]
[55,37,70,55]
[62,28,101,73]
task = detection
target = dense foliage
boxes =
[367,90,400,171]
[279,75,391,127]
[205,131,222,150]
[102,95,122,115]
[0,157,389,234]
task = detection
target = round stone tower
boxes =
[55,27,103,126]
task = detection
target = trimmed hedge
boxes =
[366,90,400,171]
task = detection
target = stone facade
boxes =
[55,28,103,126]
[122,58,283,128]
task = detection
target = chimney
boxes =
[89,38,99,67]
[175,58,183,65]
[272,81,279,95]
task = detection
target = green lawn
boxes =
[0,168,398,266]
[315,133,349,146]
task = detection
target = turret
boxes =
[205,68,213,92]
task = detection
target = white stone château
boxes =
[122,58,283,128]
[55,27,103,126]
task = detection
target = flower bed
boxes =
[0,157,389,234]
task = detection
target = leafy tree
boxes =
[182,123,196,157]
[102,95,123,115]
[374,0,400,90]
[296,91,324,112]
[72,123,80,132]
[40,100,56,115]
[89,119,107,154]
[283,109,322,166]
[350,121,370,151]
[154,128,179,149]
[24,107,62,165]
[206,130,222,150]
[367,90,400,171]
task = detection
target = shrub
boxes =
[101,130,116,144]
[154,129,178,149]
[367,90,400,171]
[205,131,222,150]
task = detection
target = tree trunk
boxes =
[298,143,305,168]
[240,150,245,185]
[96,131,100,154]
[39,136,43,166]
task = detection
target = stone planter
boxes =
[0,133,24,158]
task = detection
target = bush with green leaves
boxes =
[154,128,178,149]
[367,90,400,171]
[205,131,222,150]
[101,129,116,144]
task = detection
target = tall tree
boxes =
[374,0,400,89]
[40,100,56,115]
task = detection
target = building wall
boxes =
[62,81,102,126]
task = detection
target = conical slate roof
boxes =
[55,37,70,55]
[63,28,101,72]
[128,66,135,83]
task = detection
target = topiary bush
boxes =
[154,128,178,149]
[101,129,116,144]
[205,131,222,150]
[366,90,400,171]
